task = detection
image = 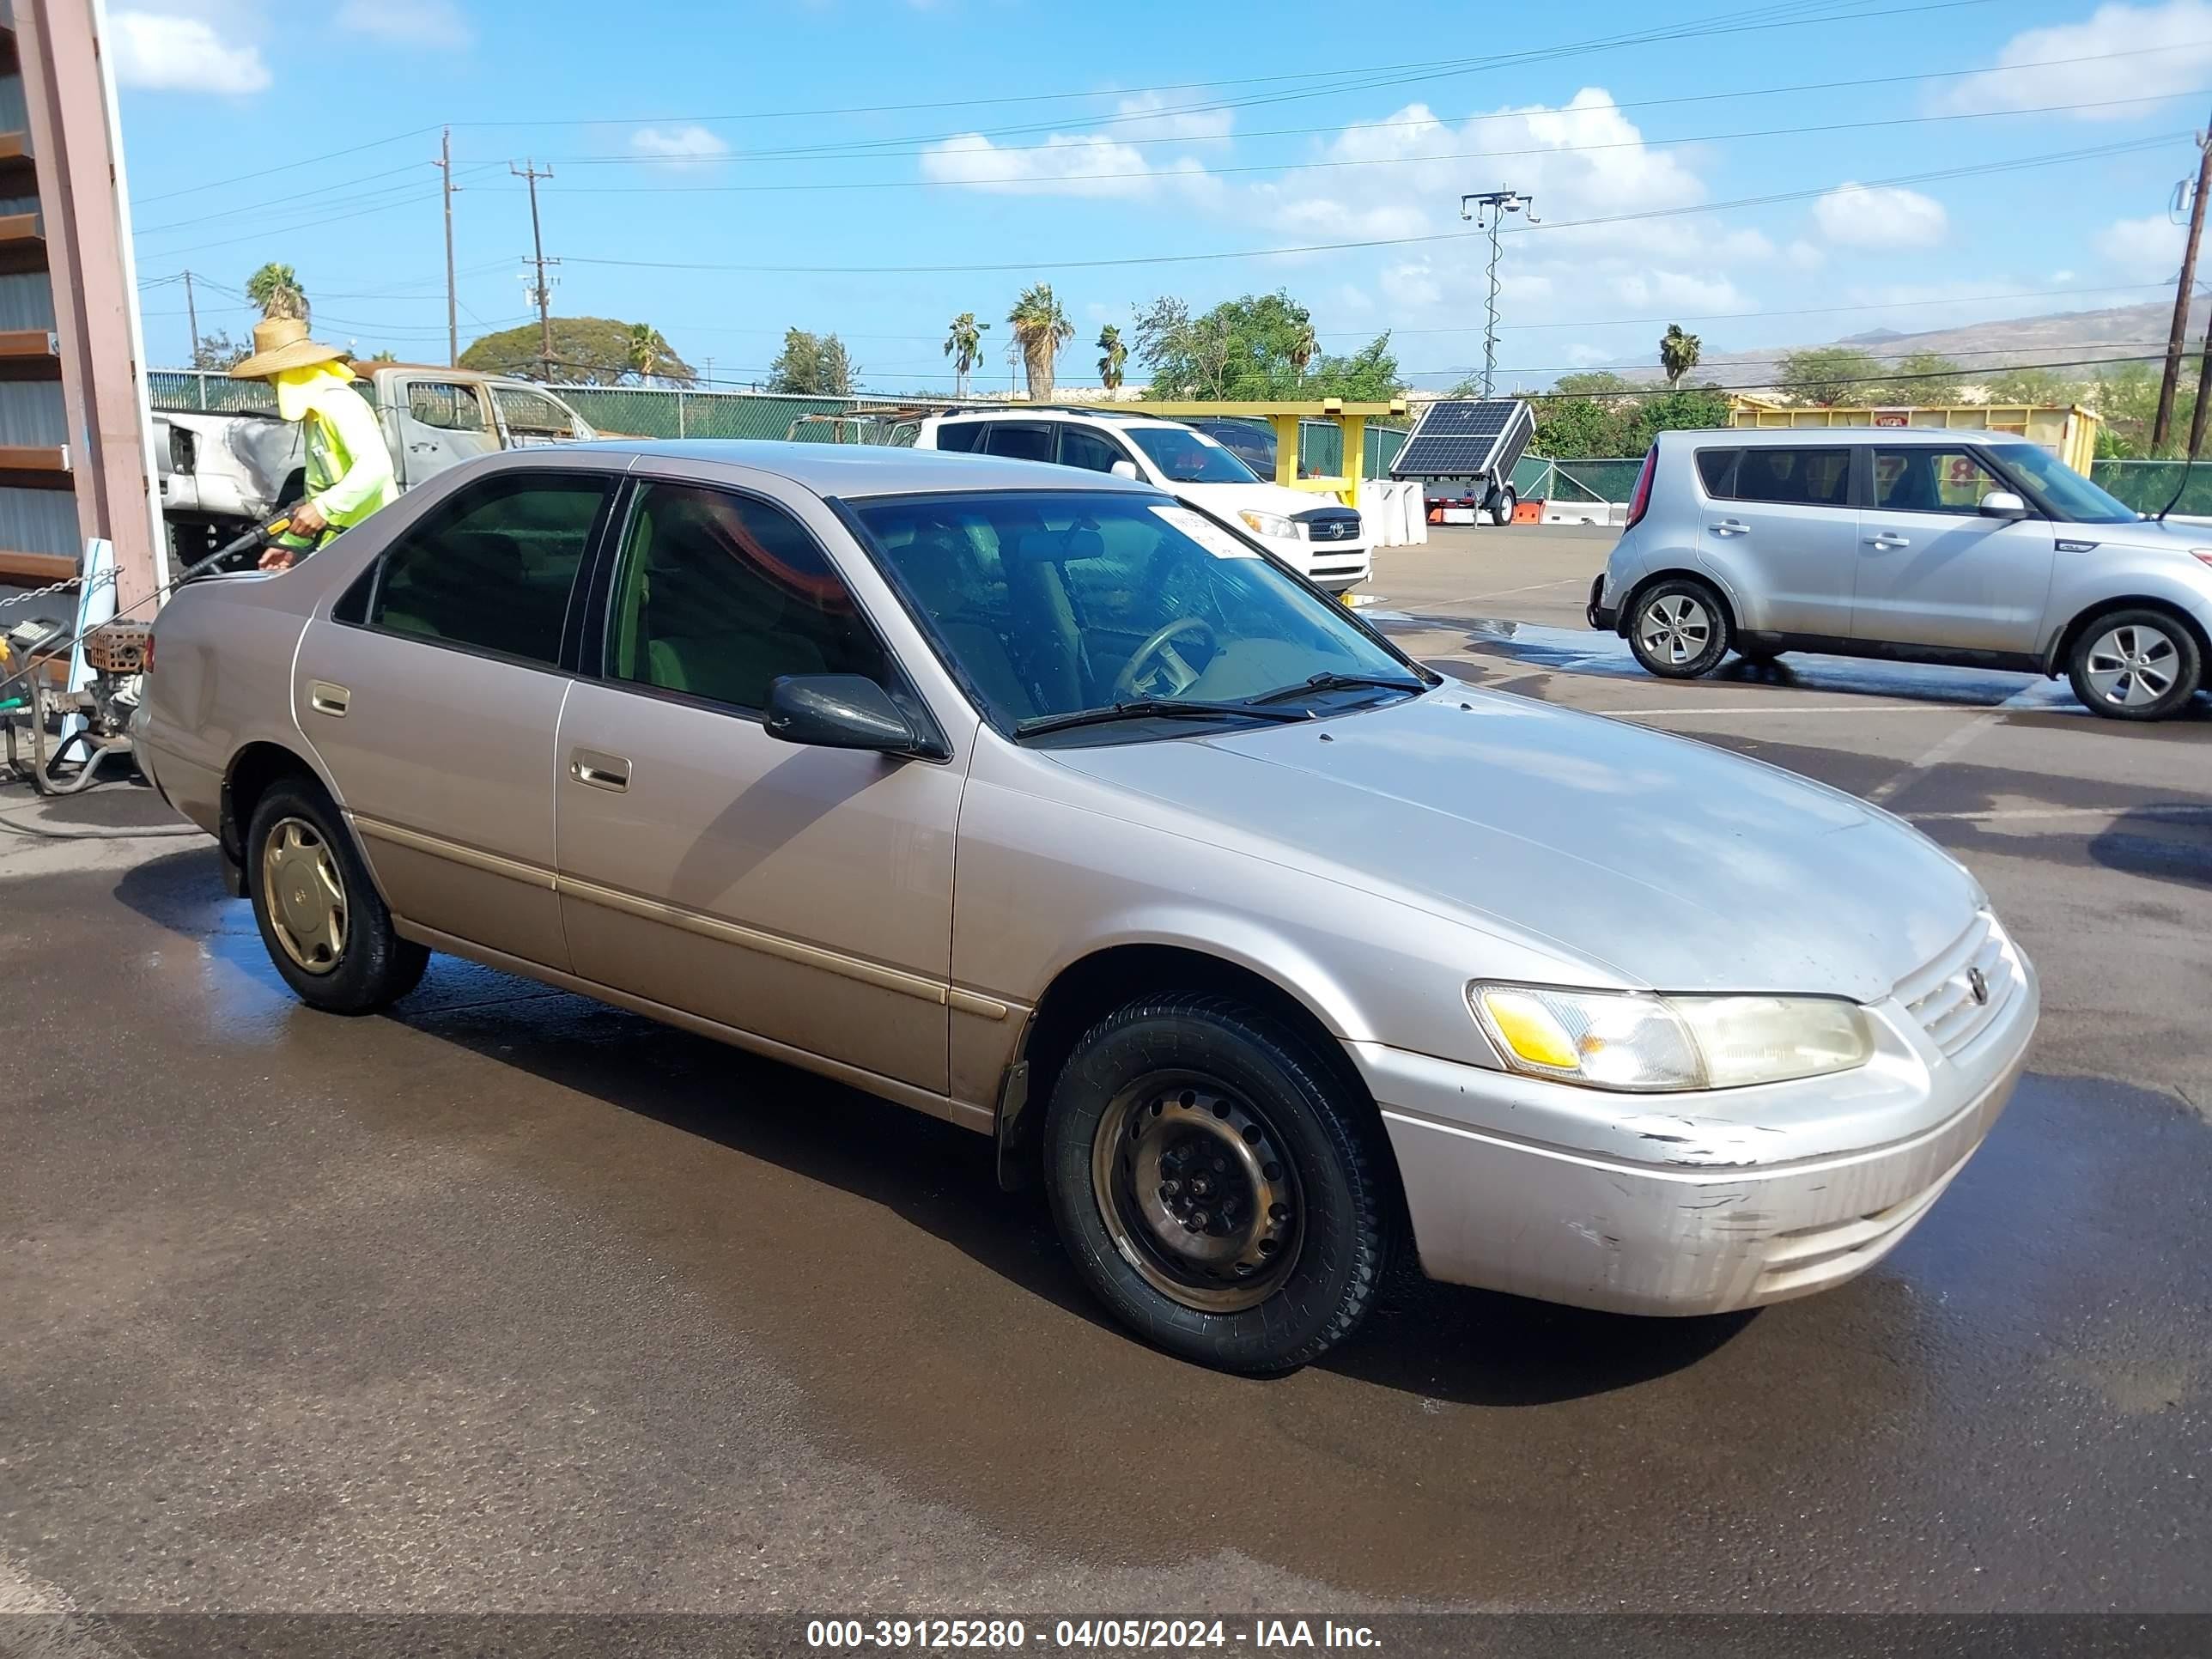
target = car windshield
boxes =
[849,489,1420,739]
[1127,428,1262,484]
[1995,443,2138,524]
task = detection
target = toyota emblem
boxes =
[1966,965,1990,1006]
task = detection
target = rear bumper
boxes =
[1587,573,1618,631]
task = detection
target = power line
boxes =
[134,126,441,205]
[554,135,2181,276]
[1501,349,2183,403]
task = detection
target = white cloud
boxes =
[1785,239,1827,271]
[2100,212,2189,278]
[2051,269,2078,283]
[335,0,470,46]
[108,9,268,94]
[1937,0,2212,117]
[1104,92,1234,145]
[920,125,1218,199]
[630,125,733,167]
[1813,184,1948,248]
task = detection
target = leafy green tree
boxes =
[461,317,696,385]
[1777,346,1883,406]
[1872,352,1966,404]
[1550,369,1634,397]
[1532,396,1631,459]
[766,328,855,396]
[1621,386,1733,451]
[943,312,986,398]
[245,262,307,322]
[2087,359,2191,457]
[1097,323,1128,392]
[191,329,248,372]
[1133,290,1400,400]
[1658,324,1700,388]
[1981,365,2086,406]
[1008,283,1074,401]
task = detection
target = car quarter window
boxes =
[931,422,986,453]
[982,422,1054,464]
[1057,425,1128,473]
[364,472,611,665]
[605,481,887,713]
[1873,447,2007,513]
[1729,447,1852,507]
[1694,448,1740,496]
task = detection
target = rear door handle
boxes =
[307,680,349,717]
[1711,519,1750,537]
[1866,533,1911,550]
[569,749,631,793]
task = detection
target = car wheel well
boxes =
[2046,597,2211,679]
[1620,568,1735,638]
[222,743,325,861]
[1003,944,1389,1188]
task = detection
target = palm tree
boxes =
[943,312,986,400]
[1007,283,1074,402]
[1290,317,1319,376]
[1097,323,1127,392]
[1659,323,1701,389]
[625,322,672,385]
[245,262,307,323]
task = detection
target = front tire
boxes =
[2067,607,2203,720]
[1629,577,1731,678]
[1043,995,1391,1374]
[1486,485,1518,527]
[246,777,428,1013]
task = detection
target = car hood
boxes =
[1044,688,1980,1002]
[1173,480,1343,523]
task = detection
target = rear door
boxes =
[295,467,616,969]
[981,422,1054,465]
[1702,445,1858,636]
[1852,444,2057,652]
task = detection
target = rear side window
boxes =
[933,422,986,453]
[1694,448,1740,496]
[983,423,1054,464]
[1728,447,1852,507]
[365,473,611,665]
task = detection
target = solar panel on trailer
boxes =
[1392,398,1528,477]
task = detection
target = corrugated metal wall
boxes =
[0,23,70,562]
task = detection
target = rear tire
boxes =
[1629,577,1731,679]
[246,777,428,1014]
[1487,486,1518,527]
[1043,995,1390,1374]
[2066,607,2203,720]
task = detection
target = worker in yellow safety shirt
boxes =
[228,316,398,571]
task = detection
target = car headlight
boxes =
[1237,509,1299,540]
[1468,982,1873,1091]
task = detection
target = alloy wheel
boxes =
[1089,1073,1304,1314]
[2082,622,2179,709]
[1638,594,1712,667]
[260,816,348,975]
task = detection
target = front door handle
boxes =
[307,680,349,717]
[1866,532,1911,550]
[1711,519,1751,537]
[569,749,631,793]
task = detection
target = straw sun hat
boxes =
[228,316,349,380]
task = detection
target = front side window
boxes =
[605,482,885,713]
[1126,427,1262,484]
[366,473,611,665]
[852,489,1419,738]
[1992,443,2136,524]
[1873,447,2006,514]
[1057,425,1129,474]
[405,382,486,432]
[1730,447,1851,507]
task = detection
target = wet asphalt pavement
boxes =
[2,525,2208,1626]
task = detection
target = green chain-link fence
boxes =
[2087,459,2212,515]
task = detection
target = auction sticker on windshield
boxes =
[1153,504,1257,557]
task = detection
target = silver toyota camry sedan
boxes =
[134,441,2038,1373]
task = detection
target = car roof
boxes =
[565,437,1164,496]
[1672,425,2039,447]
[933,407,1191,432]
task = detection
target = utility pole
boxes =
[511,159,557,381]
[181,268,199,366]
[1459,189,1538,398]
[434,128,459,367]
[2152,115,2212,452]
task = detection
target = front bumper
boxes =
[1300,538,1373,593]
[1350,940,2039,1316]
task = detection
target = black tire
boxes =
[1628,577,1731,678]
[1736,647,1786,665]
[1042,994,1391,1374]
[246,776,428,1014]
[2065,606,2203,721]
[1488,486,1518,527]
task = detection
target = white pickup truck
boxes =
[155,365,597,562]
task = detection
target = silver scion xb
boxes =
[135,441,2039,1374]
[1590,426,2212,719]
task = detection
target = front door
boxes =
[390,376,500,489]
[553,477,961,1094]
[295,468,614,968]
[1704,445,1858,636]
[1853,445,2057,652]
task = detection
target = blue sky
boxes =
[112,0,2212,394]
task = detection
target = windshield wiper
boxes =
[1016,699,1313,738]
[1244,671,1427,707]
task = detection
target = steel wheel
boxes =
[260,816,348,975]
[1638,593,1712,667]
[1089,1073,1304,1314]
[2081,622,2181,710]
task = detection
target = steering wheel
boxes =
[1112,616,1218,701]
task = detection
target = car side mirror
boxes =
[763,675,918,753]
[1978,490,2029,520]
[1109,459,1139,481]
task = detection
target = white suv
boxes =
[914,408,1373,592]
